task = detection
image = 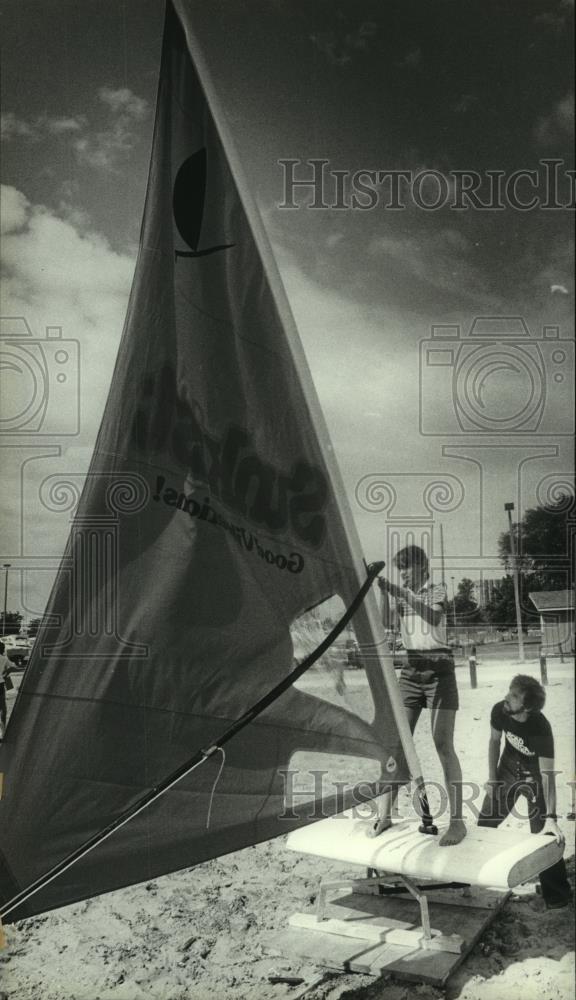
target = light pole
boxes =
[2,563,10,636]
[450,576,456,630]
[504,503,525,662]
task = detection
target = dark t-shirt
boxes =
[491,700,554,774]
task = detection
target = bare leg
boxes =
[368,705,421,837]
[431,707,466,846]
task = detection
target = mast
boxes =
[174,1,427,802]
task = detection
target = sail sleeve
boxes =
[0,0,409,922]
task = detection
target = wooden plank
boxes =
[364,890,509,986]
[353,883,505,910]
[268,927,404,974]
[289,912,463,951]
[268,887,509,987]
[287,815,563,890]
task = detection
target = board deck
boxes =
[269,888,510,987]
[287,815,563,890]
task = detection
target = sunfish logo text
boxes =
[131,364,329,548]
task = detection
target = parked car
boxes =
[0,634,31,669]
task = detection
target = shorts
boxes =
[399,650,459,711]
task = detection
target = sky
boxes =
[1,0,574,621]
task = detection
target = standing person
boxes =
[0,641,12,740]
[370,545,466,846]
[478,675,571,908]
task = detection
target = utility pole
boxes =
[504,503,525,662]
[2,564,10,636]
[450,575,456,630]
[439,523,446,586]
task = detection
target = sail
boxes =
[0,0,408,922]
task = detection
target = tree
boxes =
[498,493,575,591]
[483,575,541,630]
[451,578,484,627]
[0,611,23,636]
[487,493,574,629]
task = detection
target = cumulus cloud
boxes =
[71,87,149,172]
[0,185,30,233]
[98,87,148,121]
[1,184,136,614]
[2,87,148,173]
[367,229,499,308]
[43,115,87,135]
[1,112,37,140]
[1,112,86,141]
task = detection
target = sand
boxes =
[1,657,574,1000]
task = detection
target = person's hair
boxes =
[393,545,429,571]
[0,641,4,654]
[510,674,546,713]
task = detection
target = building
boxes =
[528,590,575,656]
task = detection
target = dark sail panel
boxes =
[0,1,407,922]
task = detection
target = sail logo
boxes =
[152,478,305,574]
[131,364,328,547]
[173,149,235,259]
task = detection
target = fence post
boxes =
[468,644,477,689]
[539,649,548,686]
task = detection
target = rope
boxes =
[205,747,226,829]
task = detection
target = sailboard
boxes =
[0,0,422,923]
[287,815,565,891]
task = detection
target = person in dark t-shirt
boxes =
[478,674,572,908]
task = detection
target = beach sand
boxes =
[1,657,574,1000]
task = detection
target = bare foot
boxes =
[439,819,467,846]
[367,815,393,838]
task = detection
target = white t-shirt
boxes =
[395,581,448,651]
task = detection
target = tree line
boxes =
[448,494,574,631]
[1,494,573,638]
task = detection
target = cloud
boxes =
[72,87,149,172]
[0,185,30,233]
[310,19,378,66]
[534,93,574,146]
[1,184,135,613]
[367,228,500,308]
[1,112,86,141]
[1,112,38,140]
[98,87,148,121]
[43,116,87,135]
[396,46,421,69]
[1,88,148,173]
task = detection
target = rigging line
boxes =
[0,561,385,921]
[205,747,226,829]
